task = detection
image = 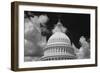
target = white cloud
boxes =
[78,36,90,59]
[38,15,49,25]
[24,16,44,58]
[24,14,49,59]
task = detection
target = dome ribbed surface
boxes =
[47,32,71,46]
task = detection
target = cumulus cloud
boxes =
[78,36,90,59]
[24,14,49,42]
[24,39,41,56]
[24,13,49,61]
[72,43,79,55]
[38,15,49,25]
[79,36,90,48]
[24,16,42,47]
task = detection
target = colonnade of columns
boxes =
[40,45,77,61]
[44,47,68,56]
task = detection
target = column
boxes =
[62,48,64,55]
[50,48,52,56]
[54,48,56,55]
[64,48,66,55]
[56,48,57,55]
[59,48,61,55]
[57,48,59,55]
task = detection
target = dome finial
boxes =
[57,18,62,26]
[52,18,67,33]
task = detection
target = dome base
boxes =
[39,55,77,61]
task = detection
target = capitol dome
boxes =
[40,20,77,61]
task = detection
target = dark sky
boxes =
[25,11,90,48]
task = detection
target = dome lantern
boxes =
[52,19,67,33]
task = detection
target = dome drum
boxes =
[44,46,76,56]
